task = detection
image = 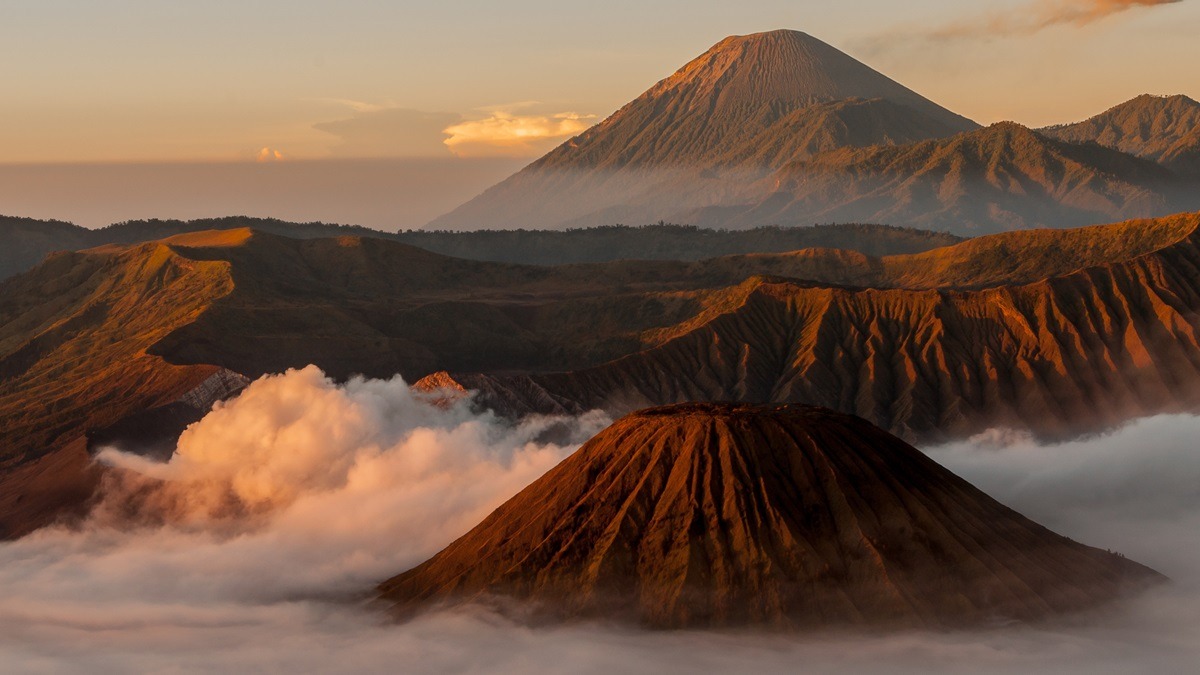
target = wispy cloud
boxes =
[928,0,1183,39]
[442,105,597,158]
[316,98,391,114]
[314,108,463,158]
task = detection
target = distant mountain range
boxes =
[431,30,1200,234]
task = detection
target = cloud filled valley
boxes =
[0,367,1196,673]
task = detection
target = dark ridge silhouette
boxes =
[0,214,960,281]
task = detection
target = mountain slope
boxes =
[532,30,975,171]
[713,97,972,168]
[430,30,977,230]
[698,122,1181,234]
[422,213,1200,441]
[380,403,1160,628]
[1041,94,1200,175]
[0,237,240,536]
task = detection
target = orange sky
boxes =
[0,0,1195,164]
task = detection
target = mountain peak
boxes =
[429,30,977,230]
[1119,92,1200,110]
[1040,93,1200,173]
[380,403,1160,628]
[635,29,971,126]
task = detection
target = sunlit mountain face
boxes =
[2,2,1200,672]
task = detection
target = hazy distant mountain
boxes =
[0,216,94,280]
[381,404,1160,628]
[430,30,979,230]
[695,122,1180,234]
[1041,94,1200,175]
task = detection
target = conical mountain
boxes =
[430,30,977,230]
[379,403,1160,629]
[534,29,976,170]
[1041,94,1200,175]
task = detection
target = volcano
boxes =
[429,31,1197,234]
[379,403,1160,629]
[430,30,978,230]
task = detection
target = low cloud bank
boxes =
[931,415,1200,581]
[0,370,1198,673]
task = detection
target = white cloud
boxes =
[0,371,1197,673]
[442,106,597,157]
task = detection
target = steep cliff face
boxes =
[380,404,1160,628]
[429,214,1200,441]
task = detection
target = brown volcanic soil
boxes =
[379,403,1161,629]
[519,30,975,172]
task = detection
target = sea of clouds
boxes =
[0,365,1197,673]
